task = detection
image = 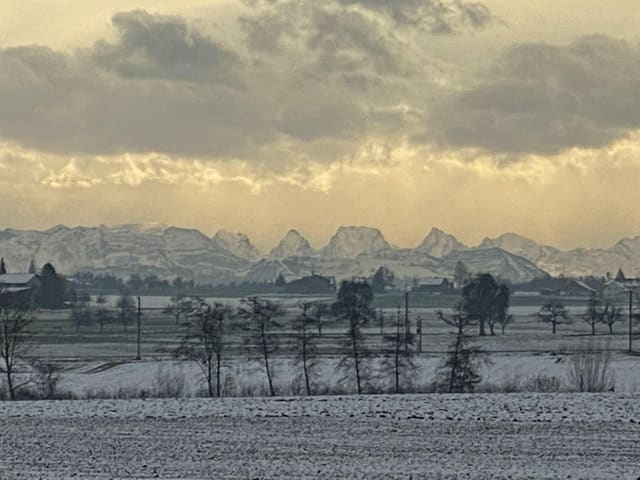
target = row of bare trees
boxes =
[538,295,624,335]
[175,279,486,398]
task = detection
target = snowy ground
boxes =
[51,352,640,400]
[1,393,639,479]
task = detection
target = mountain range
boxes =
[1,224,639,285]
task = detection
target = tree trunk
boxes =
[216,352,222,398]
[489,322,495,336]
[608,323,613,335]
[6,364,15,401]
[351,320,362,395]
[394,316,400,393]
[302,322,311,396]
[552,319,556,335]
[261,324,275,396]
[478,319,486,336]
[448,334,461,394]
[591,323,596,335]
[207,358,214,398]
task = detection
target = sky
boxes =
[2,0,640,252]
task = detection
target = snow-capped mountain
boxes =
[212,230,262,262]
[415,227,467,258]
[7,223,640,284]
[322,226,391,259]
[269,229,314,259]
[478,233,640,277]
[0,224,250,284]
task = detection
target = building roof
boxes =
[568,280,597,293]
[419,277,450,286]
[605,280,640,290]
[0,273,37,285]
[0,286,32,294]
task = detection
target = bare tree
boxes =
[498,314,515,335]
[436,306,486,393]
[538,303,570,334]
[436,304,469,335]
[116,290,135,334]
[380,307,417,393]
[238,297,282,397]
[568,342,615,392]
[487,284,511,336]
[313,303,330,336]
[95,294,111,333]
[69,291,92,332]
[0,299,34,400]
[582,295,602,335]
[332,280,373,395]
[294,302,319,396]
[31,360,63,400]
[163,294,194,325]
[176,299,231,398]
[601,302,622,335]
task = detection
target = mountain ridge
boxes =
[2,223,638,283]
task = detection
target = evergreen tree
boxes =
[0,257,6,275]
[461,274,509,336]
[28,259,37,274]
[436,308,486,393]
[453,261,471,288]
[37,263,66,309]
[274,273,286,288]
[371,266,395,294]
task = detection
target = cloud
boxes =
[428,35,640,154]
[335,0,494,33]
[0,17,276,157]
[91,10,242,85]
[0,3,493,160]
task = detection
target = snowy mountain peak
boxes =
[270,229,313,259]
[478,233,558,266]
[416,227,466,258]
[212,230,262,261]
[480,233,539,251]
[323,226,391,259]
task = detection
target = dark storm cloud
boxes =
[428,35,640,154]
[0,2,495,159]
[91,10,242,85]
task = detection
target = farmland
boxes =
[1,393,639,479]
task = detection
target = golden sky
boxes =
[1,0,640,251]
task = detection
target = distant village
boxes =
[1,252,637,308]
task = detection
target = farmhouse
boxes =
[552,279,597,297]
[280,274,336,294]
[0,273,41,304]
[413,277,454,294]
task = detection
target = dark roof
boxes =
[0,273,38,285]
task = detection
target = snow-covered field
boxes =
[54,353,640,399]
[1,393,639,479]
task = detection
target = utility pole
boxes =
[136,296,142,360]
[629,289,634,353]
[404,291,409,336]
